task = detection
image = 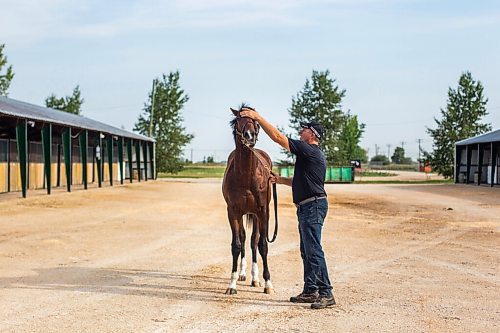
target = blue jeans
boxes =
[297,198,332,297]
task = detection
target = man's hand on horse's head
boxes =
[240,108,260,121]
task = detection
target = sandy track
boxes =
[0,179,498,332]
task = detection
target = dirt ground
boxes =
[0,175,498,332]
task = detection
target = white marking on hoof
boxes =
[239,257,247,281]
[264,280,274,294]
[227,272,238,291]
[251,262,260,287]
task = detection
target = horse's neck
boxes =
[234,143,255,176]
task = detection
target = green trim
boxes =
[62,128,72,192]
[118,137,124,184]
[135,140,141,182]
[107,135,113,186]
[79,130,88,189]
[15,120,28,198]
[41,124,52,194]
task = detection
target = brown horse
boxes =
[222,106,275,295]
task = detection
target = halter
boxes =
[234,115,260,148]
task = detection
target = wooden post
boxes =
[41,124,52,194]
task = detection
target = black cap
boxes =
[300,121,324,140]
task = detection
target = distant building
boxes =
[455,129,499,186]
[0,96,155,198]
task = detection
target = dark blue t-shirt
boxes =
[288,138,327,204]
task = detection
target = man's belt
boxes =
[296,195,327,207]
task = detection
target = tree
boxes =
[426,71,491,178]
[370,154,390,165]
[45,85,84,115]
[0,43,14,96]
[289,70,346,164]
[338,111,366,165]
[135,71,193,174]
[391,147,406,164]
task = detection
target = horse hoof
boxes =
[251,281,261,287]
[238,275,246,281]
[264,287,274,294]
[225,288,237,295]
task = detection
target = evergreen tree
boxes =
[289,70,345,164]
[0,43,14,96]
[426,71,491,178]
[135,71,193,174]
[338,111,366,165]
[45,85,84,115]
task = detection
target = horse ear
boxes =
[230,108,239,116]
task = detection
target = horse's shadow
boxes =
[0,266,290,306]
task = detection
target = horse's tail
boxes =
[245,214,254,231]
[267,182,278,243]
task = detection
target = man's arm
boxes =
[240,108,290,152]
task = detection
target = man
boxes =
[240,107,335,310]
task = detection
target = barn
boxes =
[0,96,155,198]
[455,129,500,187]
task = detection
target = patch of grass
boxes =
[159,165,226,178]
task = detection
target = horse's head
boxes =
[230,105,260,148]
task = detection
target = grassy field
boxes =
[159,165,452,184]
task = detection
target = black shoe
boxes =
[311,295,336,309]
[289,291,319,303]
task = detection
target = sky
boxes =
[1,0,499,163]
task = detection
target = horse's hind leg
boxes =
[225,213,242,295]
[250,216,261,287]
[238,217,247,281]
[258,212,274,294]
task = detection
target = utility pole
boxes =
[375,144,379,156]
[148,79,157,137]
[401,141,406,150]
[387,144,391,160]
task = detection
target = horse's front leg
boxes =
[226,211,242,295]
[258,209,274,294]
[250,215,261,287]
[238,216,247,282]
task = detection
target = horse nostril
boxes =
[245,131,253,141]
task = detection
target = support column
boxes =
[135,140,141,182]
[466,145,472,184]
[79,130,88,189]
[142,141,148,181]
[16,120,28,198]
[96,135,102,187]
[491,142,497,187]
[62,127,72,192]
[149,142,155,180]
[7,138,10,192]
[127,139,133,183]
[41,124,52,194]
[107,135,113,186]
[454,145,460,183]
[478,143,483,186]
[118,137,124,185]
[57,144,61,187]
